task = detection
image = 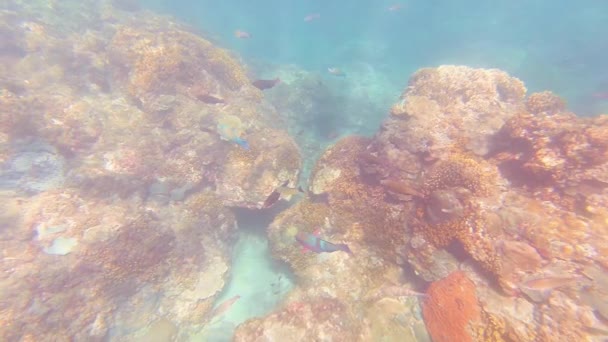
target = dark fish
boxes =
[197,94,225,104]
[263,180,303,208]
[263,180,287,208]
[252,78,281,90]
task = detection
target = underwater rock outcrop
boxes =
[253,65,608,341]
[0,189,237,341]
[0,0,300,340]
[237,136,430,341]
[364,65,608,341]
[0,0,301,208]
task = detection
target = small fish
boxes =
[388,4,403,11]
[296,229,353,255]
[380,179,424,198]
[234,30,251,39]
[592,92,608,100]
[327,67,346,77]
[197,94,225,104]
[304,13,321,22]
[376,285,427,298]
[233,136,249,150]
[263,180,304,208]
[521,275,578,290]
[519,275,579,300]
[209,295,241,321]
[252,78,281,90]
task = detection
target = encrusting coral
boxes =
[422,271,482,342]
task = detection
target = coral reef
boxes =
[234,296,360,341]
[368,65,608,341]
[491,105,608,209]
[262,63,400,180]
[257,65,608,341]
[1,0,301,207]
[245,136,428,340]
[2,0,608,340]
[0,0,300,340]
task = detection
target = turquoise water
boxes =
[148,0,608,116]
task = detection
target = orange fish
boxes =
[209,295,241,321]
[304,13,321,22]
[234,30,251,39]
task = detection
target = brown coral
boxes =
[492,110,608,212]
[413,154,496,246]
[108,25,249,102]
[234,297,359,341]
[525,91,566,116]
[309,136,410,261]
[407,153,503,277]
[422,271,482,342]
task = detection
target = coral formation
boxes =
[249,135,428,340]
[491,106,608,207]
[234,296,360,341]
[0,189,236,340]
[422,271,482,342]
[0,1,299,340]
[261,64,608,341]
[2,1,608,340]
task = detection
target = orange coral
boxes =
[422,271,482,342]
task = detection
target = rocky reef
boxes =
[1,189,237,341]
[1,0,300,340]
[236,65,608,341]
[1,0,301,209]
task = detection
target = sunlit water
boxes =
[147,0,608,117]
